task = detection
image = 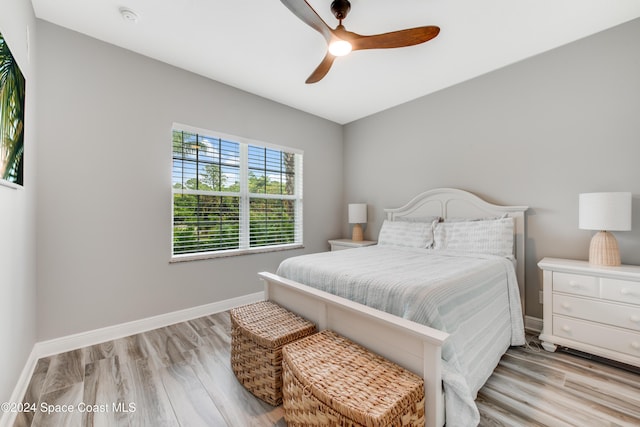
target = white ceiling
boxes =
[31,0,640,124]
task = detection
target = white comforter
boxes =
[276,245,525,427]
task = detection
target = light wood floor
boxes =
[11,311,640,427]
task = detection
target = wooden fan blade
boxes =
[348,26,440,51]
[280,0,334,43]
[305,52,336,84]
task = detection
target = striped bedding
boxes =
[276,245,525,427]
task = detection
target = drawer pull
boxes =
[561,302,571,310]
[562,325,571,332]
[631,315,640,323]
[569,281,582,289]
[631,342,640,350]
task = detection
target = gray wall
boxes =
[35,21,344,340]
[0,0,37,406]
[343,18,640,319]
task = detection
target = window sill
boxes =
[169,243,304,263]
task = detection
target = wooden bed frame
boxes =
[259,188,528,427]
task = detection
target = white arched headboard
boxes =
[385,188,529,313]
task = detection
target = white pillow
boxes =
[443,214,506,222]
[378,219,437,248]
[433,217,514,257]
[396,215,441,224]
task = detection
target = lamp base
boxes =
[351,224,363,242]
[589,231,621,266]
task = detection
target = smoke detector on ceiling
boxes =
[119,7,139,23]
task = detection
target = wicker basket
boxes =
[230,301,316,406]
[282,330,425,427]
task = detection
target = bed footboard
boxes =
[258,271,449,427]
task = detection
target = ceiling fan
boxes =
[281,0,440,84]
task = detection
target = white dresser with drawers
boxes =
[538,257,640,367]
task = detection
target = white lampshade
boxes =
[579,192,632,231]
[348,203,367,224]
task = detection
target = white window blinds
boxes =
[172,126,303,259]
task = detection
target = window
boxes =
[171,125,303,260]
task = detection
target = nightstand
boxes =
[328,239,376,251]
[538,257,640,367]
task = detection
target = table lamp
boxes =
[348,203,367,241]
[579,192,632,266]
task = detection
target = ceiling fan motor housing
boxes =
[331,0,351,20]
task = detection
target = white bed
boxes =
[259,188,528,427]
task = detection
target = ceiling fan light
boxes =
[328,39,352,56]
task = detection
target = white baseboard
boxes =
[1,346,40,427]
[35,291,264,358]
[1,292,264,427]
[525,315,543,333]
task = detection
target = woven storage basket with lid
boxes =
[230,300,316,405]
[282,330,425,427]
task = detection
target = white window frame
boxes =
[171,123,303,262]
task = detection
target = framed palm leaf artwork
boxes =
[0,30,25,188]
